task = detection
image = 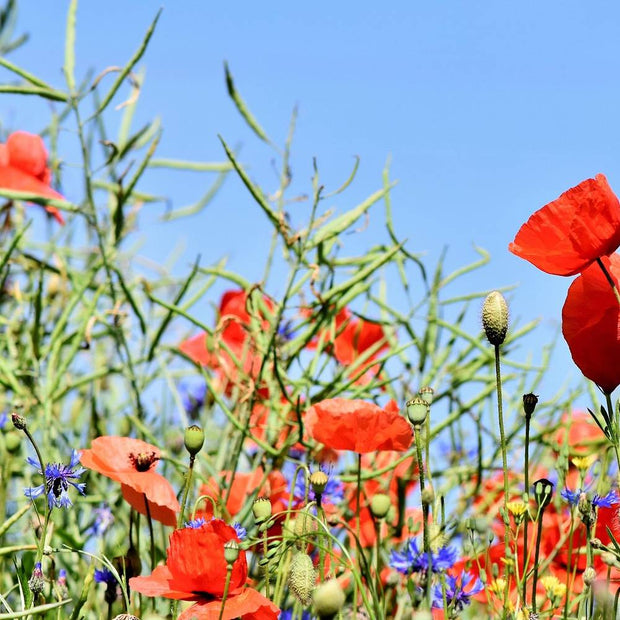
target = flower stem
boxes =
[143,494,155,572]
[414,423,432,609]
[522,411,531,606]
[218,565,233,620]
[177,454,196,528]
[492,344,510,617]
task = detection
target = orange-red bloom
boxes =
[509,174,620,276]
[129,520,279,620]
[0,131,65,224]
[562,254,620,394]
[305,398,412,453]
[80,436,179,526]
[308,307,389,385]
[179,289,274,393]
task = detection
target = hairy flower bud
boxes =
[369,493,391,519]
[310,471,328,497]
[313,578,345,618]
[482,291,508,346]
[288,552,316,605]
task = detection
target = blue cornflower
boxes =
[278,610,312,620]
[233,522,247,540]
[24,450,86,509]
[94,567,116,586]
[86,504,114,537]
[180,383,207,419]
[561,487,619,508]
[185,517,208,529]
[390,538,458,575]
[432,571,484,612]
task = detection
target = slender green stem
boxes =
[522,412,531,606]
[596,257,620,307]
[218,566,233,620]
[531,503,548,615]
[414,423,432,608]
[143,494,155,572]
[492,344,510,617]
[177,454,196,528]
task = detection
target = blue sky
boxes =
[3,1,620,410]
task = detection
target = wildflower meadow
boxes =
[1,3,620,620]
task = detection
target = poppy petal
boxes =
[177,588,280,620]
[510,174,620,276]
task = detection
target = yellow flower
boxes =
[571,454,597,470]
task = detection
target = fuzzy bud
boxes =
[406,397,428,426]
[295,505,318,542]
[183,425,205,456]
[11,411,27,431]
[421,486,435,506]
[583,566,597,586]
[313,578,345,618]
[482,291,508,346]
[288,552,316,605]
[369,493,392,519]
[28,562,44,596]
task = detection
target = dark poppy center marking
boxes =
[129,451,158,472]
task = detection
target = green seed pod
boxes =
[295,505,318,541]
[418,386,434,406]
[406,397,428,426]
[313,578,345,618]
[288,552,316,606]
[369,493,391,519]
[224,540,239,565]
[184,425,205,456]
[482,291,508,346]
[252,497,272,523]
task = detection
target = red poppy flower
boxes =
[179,290,274,393]
[305,398,412,453]
[308,307,389,385]
[553,411,606,458]
[562,254,620,394]
[198,468,289,520]
[509,174,620,276]
[80,436,179,526]
[129,520,279,620]
[0,131,65,224]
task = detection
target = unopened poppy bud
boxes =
[369,493,391,519]
[252,497,272,523]
[28,562,44,596]
[4,431,21,453]
[406,397,428,426]
[289,552,316,606]
[522,393,539,417]
[183,425,204,456]
[313,578,345,618]
[590,537,602,549]
[310,471,328,496]
[224,539,240,565]
[583,566,597,586]
[418,386,434,406]
[295,505,318,541]
[11,411,26,430]
[533,478,553,509]
[482,291,509,346]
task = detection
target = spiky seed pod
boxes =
[288,552,316,606]
[313,578,345,618]
[482,291,508,346]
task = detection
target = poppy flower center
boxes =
[130,451,158,472]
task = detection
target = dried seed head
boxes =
[288,552,316,605]
[482,291,509,346]
[522,393,539,417]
